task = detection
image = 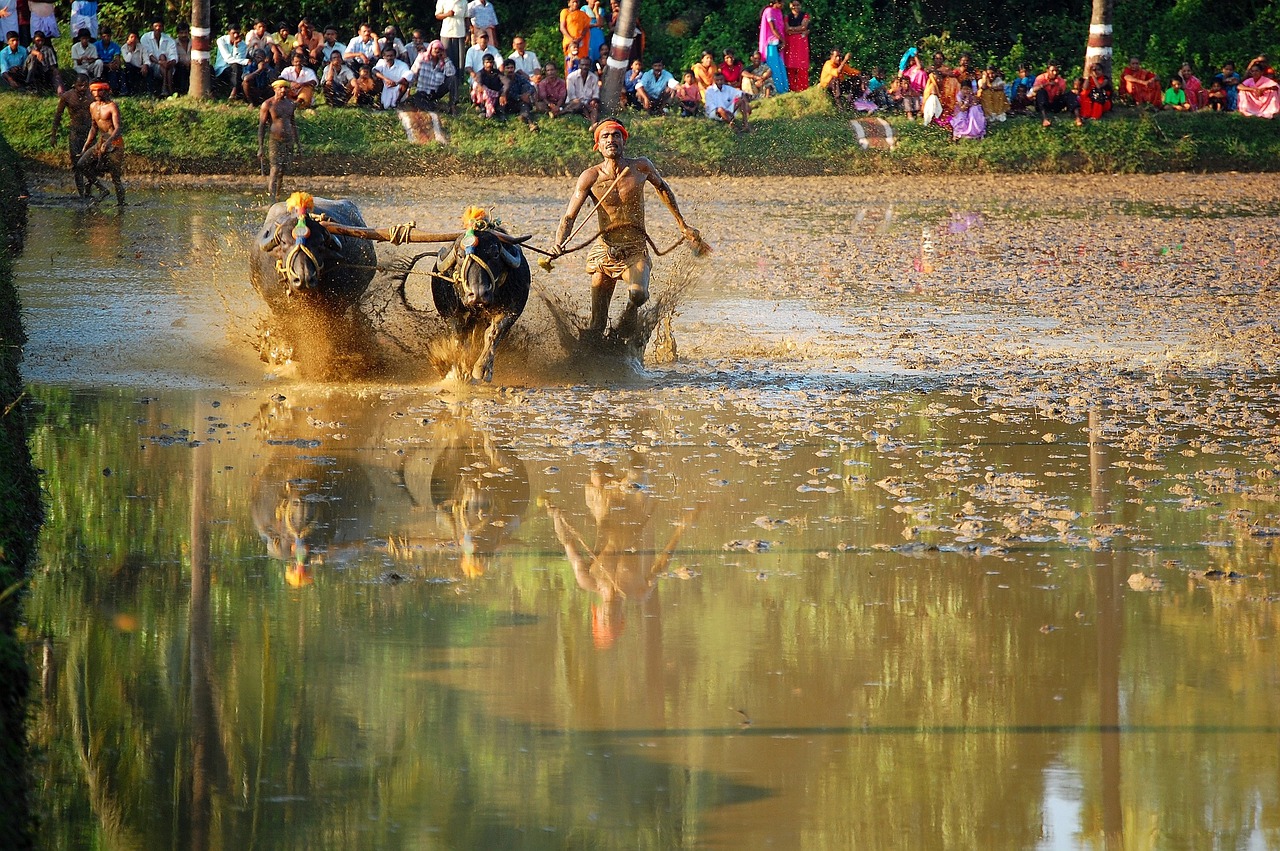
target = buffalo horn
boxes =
[499,242,523,268]
[492,232,533,245]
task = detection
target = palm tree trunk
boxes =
[1085,0,1114,78]
[600,0,637,114]
[187,0,211,98]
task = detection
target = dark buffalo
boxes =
[430,225,531,383]
[251,195,377,315]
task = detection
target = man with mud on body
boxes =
[79,81,125,206]
[258,78,299,204]
[51,73,93,198]
[554,119,702,336]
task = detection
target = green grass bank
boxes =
[4,86,1280,177]
[0,128,37,849]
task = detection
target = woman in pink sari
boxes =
[1177,62,1204,109]
[1238,63,1279,118]
[758,0,789,94]
[783,0,810,91]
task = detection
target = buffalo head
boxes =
[436,226,528,309]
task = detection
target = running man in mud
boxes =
[258,78,299,204]
[51,74,92,198]
[79,81,125,206]
[554,119,703,336]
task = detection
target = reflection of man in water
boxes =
[554,120,701,335]
[546,455,694,648]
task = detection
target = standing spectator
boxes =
[704,69,750,130]
[214,26,249,99]
[173,23,191,93]
[1119,56,1161,107]
[608,0,643,62]
[1213,62,1241,111]
[141,20,177,96]
[508,35,538,76]
[1030,62,1080,127]
[498,57,537,128]
[318,27,344,65]
[435,0,468,89]
[344,23,379,71]
[280,50,318,106]
[409,39,454,107]
[563,58,600,121]
[120,31,148,96]
[741,50,773,98]
[691,50,715,95]
[28,0,58,38]
[559,0,590,75]
[674,70,700,115]
[783,0,809,90]
[71,28,102,79]
[373,44,411,108]
[95,27,123,93]
[535,61,566,114]
[0,0,15,39]
[70,0,98,39]
[635,57,675,113]
[583,0,606,64]
[467,0,498,46]
[321,50,354,105]
[758,0,789,94]
[0,32,26,89]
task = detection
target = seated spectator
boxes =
[1206,79,1227,111]
[692,50,716,95]
[409,39,455,108]
[535,61,566,114]
[352,64,377,106]
[1163,77,1190,110]
[1030,62,1080,127]
[121,30,148,95]
[23,30,62,93]
[70,0,100,39]
[1079,63,1112,120]
[28,1,58,39]
[95,28,124,94]
[373,44,411,108]
[1007,63,1035,114]
[636,57,676,113]
[344,23,380,71]
[246,21,281,67]
[622,57,643,108]
[72,28,103,80]
[142,19,177,96]
[296,19,321,64]
[242,49,276,104]
[378,25,407,62]
[214,25,249,100]
[866,66,888,108]
[1214,62,1241,111]
[498,57,537,129]
[274,22,295,67]
[951,85,985,139]
[675,70,701,115]
[922,67,958,126]
[281,50,318,106]
[405,29,429,66]
[318,27,345,65]
[468,0,499,46]
[508,35,539,76]
[1177,62,1203,109]
[0,33,27,90]
[321,50,354,105]
[888,74,915,118]
[720,49,743,87]
[955,52,977,89]
[563,58,600,122]
[742,50,774,98]
[977,65,1008,121]
[1237,62,1279,118]
[704,69,749,131]
[465,31,502,84]
[471,52,503,116]
[174,22,191,92]
[820,49,859,110]
[1119,56,1161,107]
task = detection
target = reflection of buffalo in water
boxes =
[397,413,530,577]
[251,454,376,586]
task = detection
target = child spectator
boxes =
[1007,63,1035,114]
[1080,64,1112,120]
[353,64,377,106]
[623,57,643,107]
[1205,79,1226,111]
[866,66,888,107]
[675,70,701,115]
[1213,62,1241,111]
[1163,77,1190,110]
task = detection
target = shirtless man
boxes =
[554,120,701,335]
[51,73,92,197]
[257,79,299,203]
[79,81,124,206]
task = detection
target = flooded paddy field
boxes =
[14,175,1280,848]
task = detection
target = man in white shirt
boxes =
[318,27,344,64]
[141,19,177,96]
[563,59,599,122]
[279,51,318,106]
[704,70,750,130]
[464,31,501,85]
[245,20,278,65]
[214,25,250,100]
[71,28,102,79]
[377,26,407,62]
[321,50,354,105]
[507,35,538,76]
[467,0,498,44]
[372,45,411,108]
[120,30,147,95]
[434,0,467,80]
[344,23,380,70]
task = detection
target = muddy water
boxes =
[16,176,1280,849]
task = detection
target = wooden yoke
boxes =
[316,219,462,245]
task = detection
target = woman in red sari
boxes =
[783,0,810,91]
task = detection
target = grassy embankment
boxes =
[3,85,1279,176]
[0,126,37,849]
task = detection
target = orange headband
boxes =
[89,82,110,92]
[593,120,628,148]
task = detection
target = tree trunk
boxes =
[187,0,211,99]
[1085,0,1114,79]
[599,0,637,115]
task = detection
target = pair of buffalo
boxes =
[251,196,531,382]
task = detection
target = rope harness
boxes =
[273,215,323,292]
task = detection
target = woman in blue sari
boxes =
[758,0,789,94]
